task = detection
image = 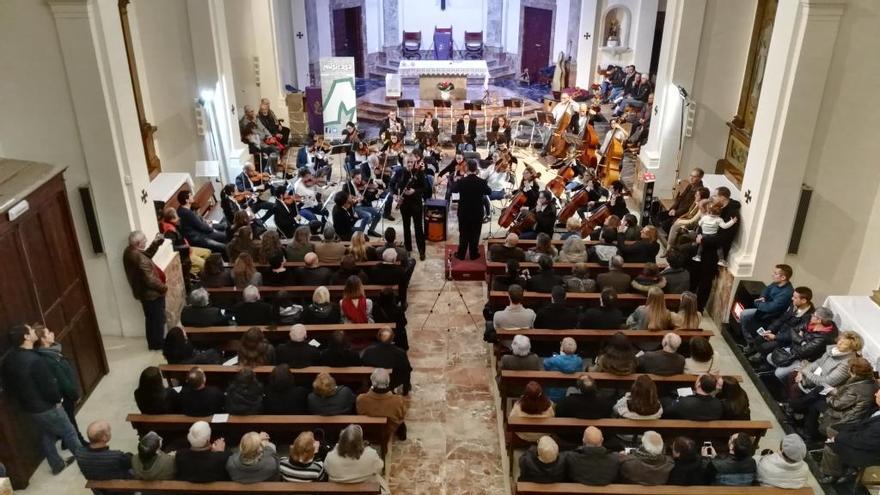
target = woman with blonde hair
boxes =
[232,252,262,289]
[307,372,356,415]
[340,275,373,324]
[280,431,327,482]
[325,425,389,493]
[301,286,341,324]
[673,291,702,329]
[557,234,587,263]
[627,286,673,331]
[526,232,558,262]
[347,231,378,261]
[561,216,582,240]
[226,431,280,482]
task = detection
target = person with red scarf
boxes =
[340,275,373,324]
[159,207,211,279]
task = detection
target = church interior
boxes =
[1,0,880,494]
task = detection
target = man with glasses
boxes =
[655,167,704,232]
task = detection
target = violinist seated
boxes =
[417,112,439,140]
[455,112,478,152]
[342,169,383,238]
[296,136,333,182]
[479,153,513,223]
[291,168,328,226]
[234,163,275,222]
[257,98,290,148]
[379,110,406,142]
[417,139,443,174]
[342,122,370,177]
[438,151,468,202]
[272,188,300,239]
[331,190,367,241]
[517,190,558,240]
[381,133,406,162]
[539,92,576,156]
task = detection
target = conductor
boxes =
[452,160,491,260]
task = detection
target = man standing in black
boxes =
[395,155,427,261]
[452,160,491,260]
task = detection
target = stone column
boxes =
[291,0,310,89]
[486,0,504,48]
[638,0,707,198]
[48,0,172,337]
[254,0,285,110]
[729,0,846,279]
[575,0,601,87]
[383,0,399,51]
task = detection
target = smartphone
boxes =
[623,447,633,455]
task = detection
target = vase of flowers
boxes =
[437,81,455,100]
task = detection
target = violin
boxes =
[311,135,331,154]
[247,170,271,184]
[232,190,253,203]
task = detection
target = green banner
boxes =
[319,57,357,140]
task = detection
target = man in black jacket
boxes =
[178,367,225,416]
[564,426,620,485]
[230,286,274,325]
[370,248,407,304]
[579,288,624,329]
[276,324,320,368]
[555,376,614,419]
[663,374,724,421]
[488,233,525,262]
[452,160,491,260]
[747,286,815,364]
[638,333,686,376]
[175,421,231,482]
[360,327,413,394]
[535,286,578,329]
[294,253,332,286]
[176,190,227,254]
[2,325,82,474]
[455,113,478,151]
[272,189,298,239]
[395,156,427,260]
[180,288,231,327]
[820,389,880,483]
[75,421,133,482]
[527,255,564,293]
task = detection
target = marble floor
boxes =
[19,147,823,494]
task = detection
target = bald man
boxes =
[489,233,525,263]
[75,421,134,481]
[294,252,332,286]
[564,426,619,485]
[276,324,320,368]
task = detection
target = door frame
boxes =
[328,0,367,77]
[518,0,557,75]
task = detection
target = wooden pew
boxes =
[486,238,631,249]
[159,364,377,389]
[226,261,383,269]
[515,482,813,495]
[486,261,655,277]
[86,480,381,494]
[507,417,770,444]
[205,284,396,308]
[488,291,681,310]
[127,414,387,452]
[185,323,387,350]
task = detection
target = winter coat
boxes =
[820,377,880,435]
[799,346,856,391]
[564,445,619,485]
[226,442,280,483]
[34,344,80,401]
[225,378,264,415]
[517,446,567,483]
[768,305,814,346]
[756,452,808,489]
[619,448,674,485]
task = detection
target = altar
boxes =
[824,295,880,368]
[397,60,490,101]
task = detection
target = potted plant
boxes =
[437,81,455,100]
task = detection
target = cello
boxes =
[558,189,589,224]
[498,192,527,228]
[546,162,577,198]
[578,203,611,238]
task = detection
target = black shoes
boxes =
[419,252,426,261]
[52,456,76,475]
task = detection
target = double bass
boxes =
[598,122,627,187]
[547,101,574,159]
[579,121,600,168]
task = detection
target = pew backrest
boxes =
[86,480,381,494]
[515,482,812,495]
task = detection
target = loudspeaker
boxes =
[78,186,104,254]
[788,184,813,254]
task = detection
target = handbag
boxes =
[770,346,797,368]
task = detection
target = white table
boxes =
[398,60,490,90]
[824,295,880,368]
[148,172,193,203]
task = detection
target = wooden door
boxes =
[332,7,364,78]
[521,7,553,81]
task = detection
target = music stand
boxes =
[397,99,415,140]
[535,111,554,126]
[433,98,452,129]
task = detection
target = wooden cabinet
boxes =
[0,160,108,488]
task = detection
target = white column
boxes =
[291,0,310,89]
[729,0,846,278]
[253,0,284,109]
[48,0,163,337]
[575,0,601,87]
[632,0,658,72]
[638,0,706,198]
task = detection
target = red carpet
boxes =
[444,244,487,281]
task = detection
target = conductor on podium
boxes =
[452,160,491,260]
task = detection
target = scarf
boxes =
[341,296,369,323]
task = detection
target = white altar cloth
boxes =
[824,295,880,368]
[397,60,489,89]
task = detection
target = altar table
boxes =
[398,60,489,100]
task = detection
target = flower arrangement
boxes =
[437,81,455,92]
[567,87,591,102]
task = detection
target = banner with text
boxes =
[319,57,357,139]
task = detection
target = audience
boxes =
[347,231,378,261]
[614,375,663,420]
[226,431,279,483]
[373,288,409,351]
[617,225,660,263]
[331,255,369,285]
[302,286,342,324]
[180,288,231,327]
[175,421,231,482]
[618,430,673,485]
[279,431,327,482]
[626,286,674,331]
[357,368,409,440]
[556,235,587,263]
[717,376,751,420]
[493,284,536,330]
[340,275,374,323]
[563,262,597,293]
[232,252,262,290]
[75,421,133,482]
[132,431,175,481]
[179,367,225,416]
[308,372,356,415]
[263,364,309,414]
[758,305,836,380]
[667,436,706,485]
[525,233,558,263]
[369,248,405,293]
[493,259,527,292]
[592,332,637,375]
[225,367,264,415]
[596,256,631,293]
[489,233,525,262]
[319,330,362,367]
[231,286,274,325]
[527,255,564,293]
[200,253,234,288]
[738,264,795,345]
[745,285,815,361]
[283,226,315,261]
[819,388,880,484]
[684,336,719,375]
[564,426,619,485]
[295,252,332,286]
[361,327,412,394]
[542,337,585,401]
[263,254,295,286]
[756,433,809,488]
[704,432,757,486]
[501,335,541,371]
[314,225,347,264]
[518,436,567,483]
[672,291,702,329]
[237,326,276,367]
[630,262,666,294]
[324,425,388,491]
[227,226,258,265]
[663,374,723,421]
[660,250,690,294]
[276,324,320,368]
[819,357,878,438]
[134,366,179,414]
[555,376,614,420]
[510,381,555,442]
[163,326,221,365]
[534,286,578,329]
[578,288,623,329]
[637,333,685,376]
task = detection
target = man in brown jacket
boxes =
[356,368,408,442]
[657,167,704,231]
[123,230,168,350]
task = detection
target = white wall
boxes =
[399,0,487,48]
[365,0,381,52]
[781,0,880,301]
[224,0,261,112]
[596,0,658,72]
[503,0,522,53]
[130,0,209,174]
[680,0,756,170]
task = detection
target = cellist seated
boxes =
[539,92,575,157]
[517,190,557,240]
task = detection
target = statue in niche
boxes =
[606,17,620,47]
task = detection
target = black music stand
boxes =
[503,98,523,119]
[433,99,452,135]
[397,99,415,140]
[535,111,555,126]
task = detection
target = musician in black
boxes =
[331,190,362,241]
[417,111,439,140]
[519,190,558,240]
[452,160,491,260]
[233,164,274,222]
[455,112,478,151]
[379,110,406,141]
[272,188,299,238]
[438,151,467,202]
[395,154,427,260]
[518,166,541,209]
[342,170,383,237]
[489,116,512,151]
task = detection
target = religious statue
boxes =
[606,18,620,46]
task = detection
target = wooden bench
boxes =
[185,323,388,350]
[515,482,812,495]
[489,291,681,310]
[86,480,381,494]
[159,365,378,389]
[127,414,387,453]
[486,261,656,277]
[162,181,216,218]
[226,261,384,269]
[205,284,396,308]
[486,238,634,249]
